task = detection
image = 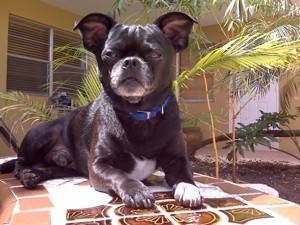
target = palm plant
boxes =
[0,92,57,133]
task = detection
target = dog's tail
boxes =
[0,159,16,174]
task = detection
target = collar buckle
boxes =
[136,111,151,120]
[130,95,172,121]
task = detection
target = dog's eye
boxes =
[147,52,162,60]
[103,51,118,59]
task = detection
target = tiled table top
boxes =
[0,160,299,225]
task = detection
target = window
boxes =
[178,50,214,102]
[7,16,85,96]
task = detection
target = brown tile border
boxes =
[10,210,51,225]
[19,196,54,212]
[11,185,49,198]
[242,194,289,206]
[0,180,10,194]
[75,180,90,186]
[2,178,22,187]
[214,182,260,194]
[268,205,300,225]
[0,201,16,225]
[0,173,16,180]
[193,176,224,183]
[0,188,16,207]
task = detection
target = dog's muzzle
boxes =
[110,57,154,103]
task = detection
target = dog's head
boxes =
[74,12,196,108]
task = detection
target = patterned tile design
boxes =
[0,157,299,225]
[172,211,220,224]
[205,197,246,208]
[221,208,272,224]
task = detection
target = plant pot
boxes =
[182,127,203,153]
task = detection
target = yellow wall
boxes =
[279,76,300,156]
[0,0,81,156]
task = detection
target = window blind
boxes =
[7,16,84,96]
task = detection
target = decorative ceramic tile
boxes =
[1,169,300,225]
[119,215,173,225]
[66,205,112,221]
[114,205,160,216]
[108,196,123,205]
[205,197,246,208]
[221,207,273,224]
[158,201,203,213]
[153,192,174,201]
[172,211,221,225]
[67,220,112,225]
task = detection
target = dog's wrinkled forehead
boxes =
[105,24,171,53]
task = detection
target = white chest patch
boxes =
[128,156,156,181]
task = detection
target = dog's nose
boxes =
[122,57,140,69]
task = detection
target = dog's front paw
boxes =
[19,169,41,189]
[173,182,203,208]
[120,181,155,208]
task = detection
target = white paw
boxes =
[174,182,203,207]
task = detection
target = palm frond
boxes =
[176,32,300,87]
[53,43,95,71]
[249,0,294,16]
[246,8,300,41]
[76,64,101,107]
[224,0,294,29]
[0,92,57,131]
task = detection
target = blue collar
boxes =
[130,95,172,121]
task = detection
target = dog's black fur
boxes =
[1,12,203,208]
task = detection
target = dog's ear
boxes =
[73,13,116,52]
[154,12,197,52]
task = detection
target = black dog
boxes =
[8,12,202,208]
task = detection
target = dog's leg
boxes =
[162,157,203,208]
[15,159,80,189]
[89,157,155,208]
